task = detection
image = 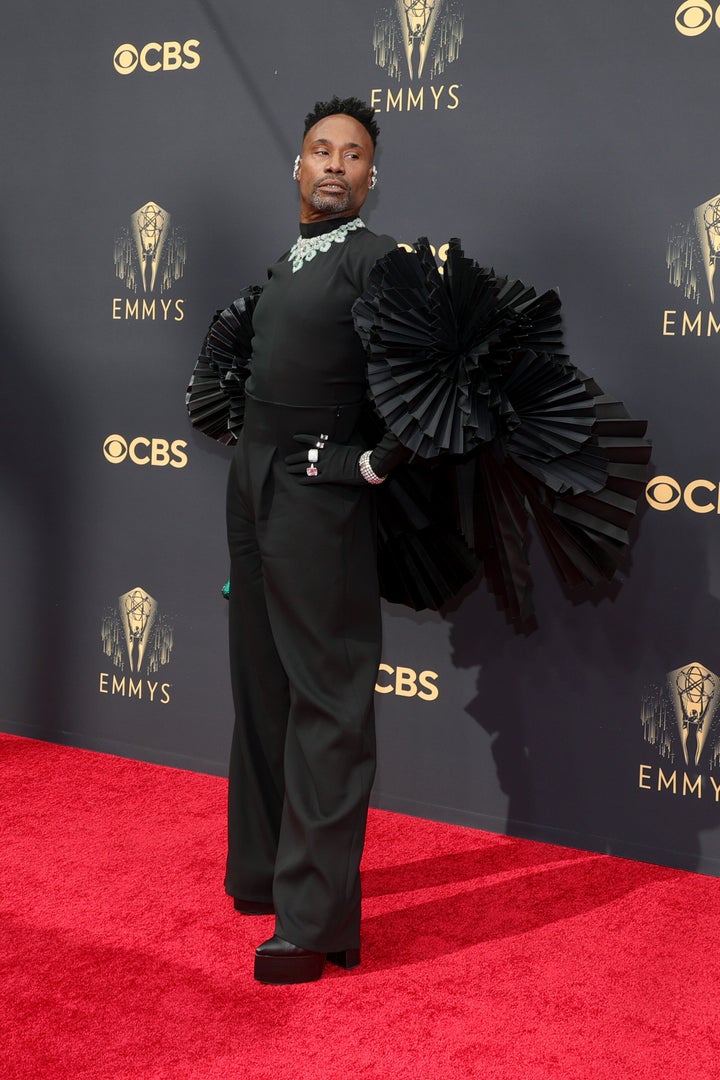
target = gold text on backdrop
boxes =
[662,310,720,334]
[111,298,185,321]
[370,85,460,111]
[374,665,439,700]
[102,435,188,468]
[113,41,200,74]
[638,766,720,799]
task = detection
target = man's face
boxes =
[296,113,375,222]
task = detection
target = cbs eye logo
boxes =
[646,475,720,514]
[113,40,200,74]
[103,435,188,469]
[675,2,720,35]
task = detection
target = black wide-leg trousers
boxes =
[224,395,381,953]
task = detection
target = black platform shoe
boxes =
[254,934,361,984]
[233,897,275,915]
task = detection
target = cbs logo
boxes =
[375,664,439,701]
[113,40,200,75]
[103,435,188,469]
[645,475,720,514]
[675,2,720,34]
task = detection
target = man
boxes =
[224,96,407,984]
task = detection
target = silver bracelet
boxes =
[358,449,386,485]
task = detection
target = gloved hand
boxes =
[369,430,413,476]
[285,434,366,485]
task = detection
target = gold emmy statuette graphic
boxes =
[114,201,186,296]
[398,0,441,80]
[131,202,169,294]
[120,587,157,674]
[667,191,720,305]
[100,586,174,679]
[669,661,719,767]
[374,0,463,81]
[696,195,720,304]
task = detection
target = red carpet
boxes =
[1,733,719,1079]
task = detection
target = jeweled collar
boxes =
[288,216,366,273]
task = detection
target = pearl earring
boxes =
[369,165,378,190]
[292,155,301,181]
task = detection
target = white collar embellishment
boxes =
[288,218,366,273]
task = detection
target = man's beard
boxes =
[311,181,351,213]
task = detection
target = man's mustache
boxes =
[313,178,351,193]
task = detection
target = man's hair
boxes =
[303,96,379,148]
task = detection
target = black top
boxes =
[246,216,396,407]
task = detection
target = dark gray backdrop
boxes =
[3,0,720,874]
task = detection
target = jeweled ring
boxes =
[306,465,318,477]
[307,448,319,463]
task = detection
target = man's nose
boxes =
[325,154,345,172]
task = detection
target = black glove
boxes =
[285,434,366,485]
[368,430,413,477]
[285,431,414,485]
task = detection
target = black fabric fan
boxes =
[353,238,651,622]
[353,239,566,458]
[186,286,262,446]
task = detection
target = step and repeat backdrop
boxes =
[4,0,720,874]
